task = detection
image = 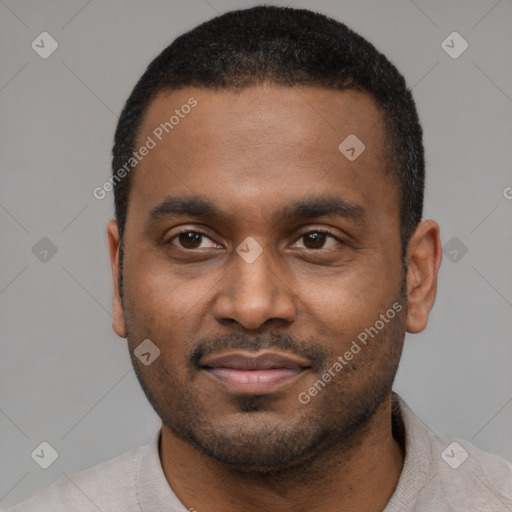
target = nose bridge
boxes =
[213,239,296,329]
[234,242,276,296]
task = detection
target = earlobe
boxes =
[107,219,127,338]
[405,220,442,334]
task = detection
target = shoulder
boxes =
[430,433,512,510]
[392,393,512,511]
[7,444,145,512]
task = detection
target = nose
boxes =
[213,242,296,330]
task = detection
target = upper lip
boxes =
[199,350,311,370]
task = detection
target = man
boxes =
[9,5,512,512]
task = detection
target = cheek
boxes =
[126,254,216,320]
[122,259,218,360]
[293,261,397,331]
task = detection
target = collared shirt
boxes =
[7,393,512,511]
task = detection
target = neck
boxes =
[159,393,404,512]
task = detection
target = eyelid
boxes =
[166,226,219,246]
[293,227,346,244]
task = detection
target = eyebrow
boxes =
[146,194,366,229]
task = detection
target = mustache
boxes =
[187,331,328,370]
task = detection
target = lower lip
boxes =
[203,368,306,394]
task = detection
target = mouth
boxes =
[199,350,312,395]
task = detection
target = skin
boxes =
[107,84,442,512]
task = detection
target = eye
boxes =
[167,229,219,250]
[166,228,344,251]
[292,229,343,250]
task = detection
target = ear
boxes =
[405,219,442,333]
[107,219,127,338]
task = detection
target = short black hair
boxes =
[112,5,424,260]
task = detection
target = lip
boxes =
[199,350,311,395]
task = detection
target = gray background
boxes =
[1,0,511,507]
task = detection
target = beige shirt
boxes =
[7,393,512,511]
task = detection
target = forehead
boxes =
[128,84,397,230]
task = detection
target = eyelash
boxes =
[166,227,344,249]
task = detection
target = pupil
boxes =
[305,232,325,249]
[180,232,201,248]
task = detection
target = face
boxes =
[109,84,413,472]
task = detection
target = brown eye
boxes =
[293,230,341,250]
[168,230,218,250]
[177,232,202,249]
[304,232,328,249]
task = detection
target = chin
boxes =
[173,412,326,472]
